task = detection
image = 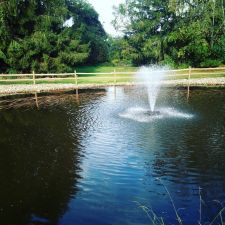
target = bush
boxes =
[200,59,222,68]
[177,63,190,69]
[160,55,176,68]
[111,59,132,67]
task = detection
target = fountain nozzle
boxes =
[146,111,161,116]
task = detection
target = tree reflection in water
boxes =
[0,91,106,225]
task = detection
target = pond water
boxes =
[0,87,225,225]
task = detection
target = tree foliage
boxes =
[0,0,108,73]
[112,0,225,67]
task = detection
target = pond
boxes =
[0,87,225,225]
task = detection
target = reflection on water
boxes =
[0,91,106,225]
[0,106,80,225]
[0,88,225,225]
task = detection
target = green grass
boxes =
[76,65,137,73]
[0,66,225,85]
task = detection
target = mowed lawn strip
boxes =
[0,66,225,85]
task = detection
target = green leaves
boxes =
[0,0,107,73]
[112,0,225,68]
[0,50,6,60]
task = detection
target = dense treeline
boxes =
[112,0,225,68]
[0,0,108,73]
[1,0,225,73]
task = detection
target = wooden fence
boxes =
[0,67,225,85]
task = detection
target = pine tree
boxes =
[0,0,108,73]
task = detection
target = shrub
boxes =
[200,59,222,68]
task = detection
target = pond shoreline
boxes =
[0,77,225,96]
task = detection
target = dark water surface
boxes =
[0,87,225,225]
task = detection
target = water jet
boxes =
[136,66,167,112]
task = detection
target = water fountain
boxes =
[137,66,166,116]
[119,65,194,122]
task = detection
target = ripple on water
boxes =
[1,88,225,225]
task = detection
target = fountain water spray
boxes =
[136,66,166,113]
[120,66,194,122]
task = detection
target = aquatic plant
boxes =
[136,179,225,225]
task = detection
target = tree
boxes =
[0,0,108,73]
[113,0,225,67]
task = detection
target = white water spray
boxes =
[136,66,167,112]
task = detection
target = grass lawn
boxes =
[0,66,225,85]
[76,65,137,73]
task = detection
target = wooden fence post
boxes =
[114,69,117,85]
[32,71,36,85]
[34,92,39,109]
[74,70,78,85]
[74,70,79,96]
[187,66,191,100]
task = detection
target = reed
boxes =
[135,179,225,225]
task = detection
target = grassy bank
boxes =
[0,66,225,85]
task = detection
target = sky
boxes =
[87,0,125,36]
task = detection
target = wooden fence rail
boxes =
[0,67,225,85]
